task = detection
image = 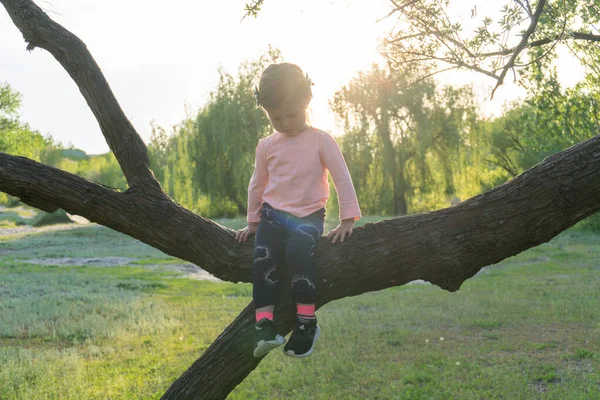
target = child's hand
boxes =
[327,218,355,244]
[236,222,259,242]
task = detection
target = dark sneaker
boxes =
[283,316,321,358]
[253,318,286,358]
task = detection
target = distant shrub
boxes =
[0,211,26,226]
[194,195,239,219]
[30,209,73,227]
[572,212,600,233]
[6,196,21,208]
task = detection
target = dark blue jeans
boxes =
[253,203,325,309]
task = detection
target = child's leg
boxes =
[285,216,323,310]
[282,214,324,357]
[253,216,285,321]
[252,210,287,357]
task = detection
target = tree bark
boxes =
[0,153,253,283]
[164,133,600,399]
[2,1,600,399]
[0,0,159,190]
[3,134,600,398]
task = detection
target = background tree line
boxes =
[2,49,598,229]
[0,82,127,205]
[143,47,600,230]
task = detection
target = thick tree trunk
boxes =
[162,133,600,399]
[376,93,407,216]
[2,1,600,399]
[393,163,409,216]
[0,0,159,190]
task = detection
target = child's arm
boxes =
[321,133,361,243]
[236,139,268,242]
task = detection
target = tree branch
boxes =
[0,152,251,283]
[405,66,460,88]
[3,122,600,400]
[515,0,533,17]
[478,28,600,58]
[242,0,265,20]
[163,134,600,399]
[483,157,519,177]
[491,0,546,97]
[481,37,554,57]
[389,49,501,80]
[0,0,160,190]
[570,31,600,41]
[4,1,600,398]
[384,1,600,90]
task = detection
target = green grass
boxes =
[0,216,599,399]
[0,225,173,260]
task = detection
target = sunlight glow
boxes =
[0,0,392,153]
[0,0,585,153]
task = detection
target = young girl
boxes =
[235,63,361,358]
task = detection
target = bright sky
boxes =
[0,0,585,154]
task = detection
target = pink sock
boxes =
[256,311,274,322]
[297,304,316,320]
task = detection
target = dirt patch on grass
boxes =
[20,257,221,282]
[27,257,134,267]
[1,222,221,282]
[532,381,549,393]
[144,263,222,282]
[0,224,83,237]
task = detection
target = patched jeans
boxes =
[253,202,325,308]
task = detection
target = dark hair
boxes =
[256,63,313,110]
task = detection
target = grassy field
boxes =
[0,212,599,399]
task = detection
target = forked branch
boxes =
[0,0,160,189]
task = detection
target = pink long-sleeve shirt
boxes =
[247,127,361,223]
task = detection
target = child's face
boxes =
[264,100,308,136]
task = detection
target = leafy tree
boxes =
[0,83,52,160]
[486,64,600,177]
[53,152,127,190]
[381,0,600,96]
[151,49,279,217]
[331,65,479,215]
[148,121,170,184]
[0,83,58,203]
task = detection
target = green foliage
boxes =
[194,195,239,219]
[0,83,55,159]
[382,0,600,88]
[148,121,170,184]
[30,209,72,227]
[331,65,481,215]
[0,208,72,228]
[572,212,600,233]
[5,197,22,208]
[244,0,264,18]
[0,83,126,205]
[0,83,61,204]
[49,151,127,190]
[331,54,599,218]
[0,82,22,118]
[486,67,600,179]
[0,211,27,227]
